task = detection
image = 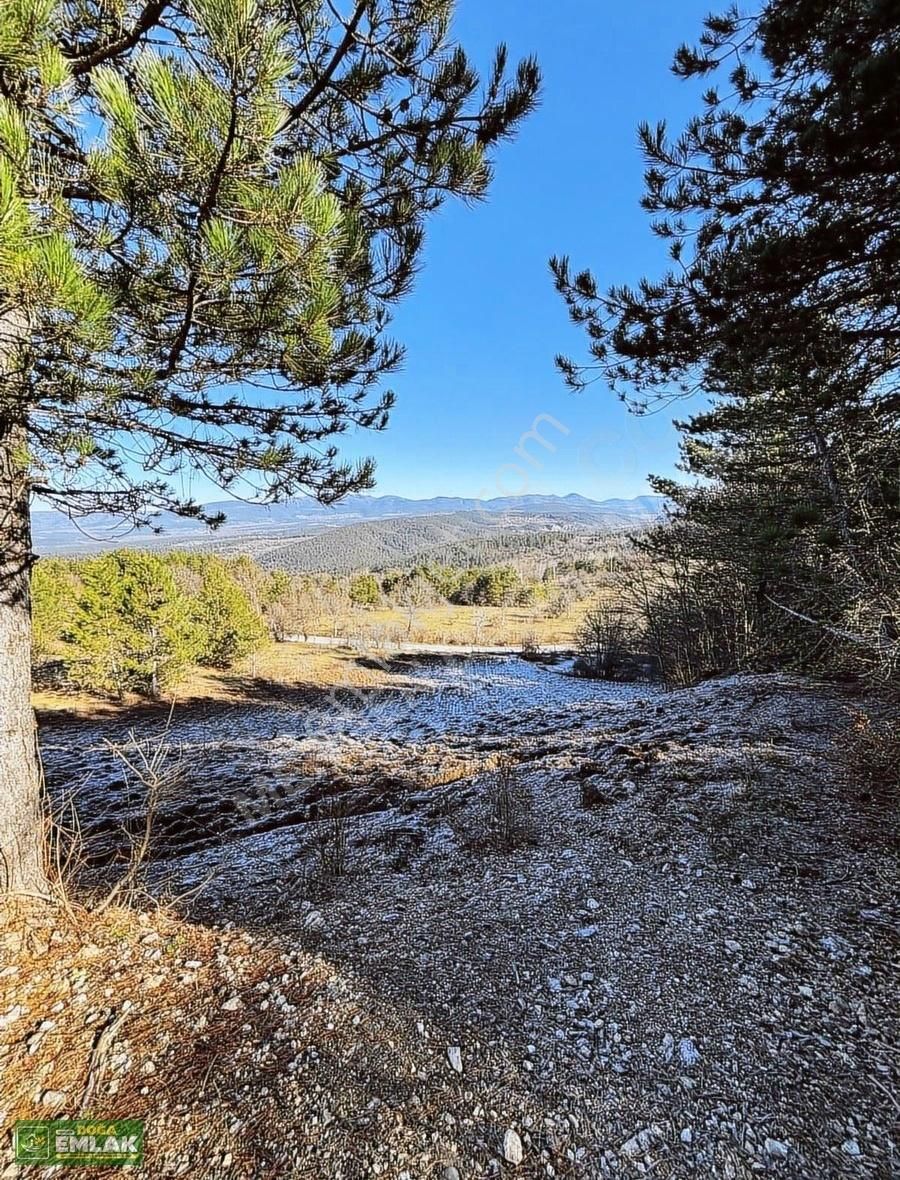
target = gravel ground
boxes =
[9,671,899,1178]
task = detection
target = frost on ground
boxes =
[12,669,900,1178]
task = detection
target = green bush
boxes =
[67,552,198,697]
[32,558,80,661]
[449,565,520,607]
[349,573,380,608]
[191,559,268,667]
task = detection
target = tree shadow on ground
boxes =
[34,673,418,730]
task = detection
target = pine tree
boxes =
[553,1,900,406]
[642,357,900,677]
[265,570,292,606]
[552,0,899,679]
[349,572,379,607]
[69,552,197,696]
[191,558,266,666]
[0,0,539,892]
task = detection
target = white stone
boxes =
[621,1126,660,1159]
[679,1037,700,1065]
[503,1129,524,1165]
[764,1138,789,1160]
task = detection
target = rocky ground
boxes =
[4,670,899,1178]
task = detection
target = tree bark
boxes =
[0,311,47,895]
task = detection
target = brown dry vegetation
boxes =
[292,600,591,647]
[0,900,324,1178]
[0,893,578,1179]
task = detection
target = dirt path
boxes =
[284,634,574,655]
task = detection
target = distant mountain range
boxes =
[32,492,665,557]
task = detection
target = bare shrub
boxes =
[486,759,535,849]
[276,860,323,908]
[314,801,350,877]
[471,609,488,645]
[842,707,900,799]
[95,712,184,913]
[519,633,542,661]
[738,749,761,797]
[32,711,214,916]
[546,587,575,619]
[632,560,760,688]
[45,786,87,918]
[575,603,634,679]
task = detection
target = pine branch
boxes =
[160,91,241,379]
[279,0,369,133]
[69,1,170,76]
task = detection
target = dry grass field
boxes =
[299,598,591,647]
[32,643,414,720]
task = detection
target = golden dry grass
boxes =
[32,644,409,719]
[303,601,586,646]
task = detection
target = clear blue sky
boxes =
[161,0,713,509]
[332,0,713,502]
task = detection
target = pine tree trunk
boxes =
[0,313,47,895]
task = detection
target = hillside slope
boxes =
[32,494,664,560]
[18,670,899,1178]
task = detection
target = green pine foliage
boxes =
[190,559,268,667]
[451,565,520,607]
[32,549,270,695]
[349,573,380,608]
[67,552,198,697]
[0,0,539,524]
[31,558,80,661]
[553,0,900,685]
[381,561,526,607]
[1,1,539,887]
[265,570,292,606]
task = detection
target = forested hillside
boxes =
[197,513,635,574]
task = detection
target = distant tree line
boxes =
[33,542,626,696]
